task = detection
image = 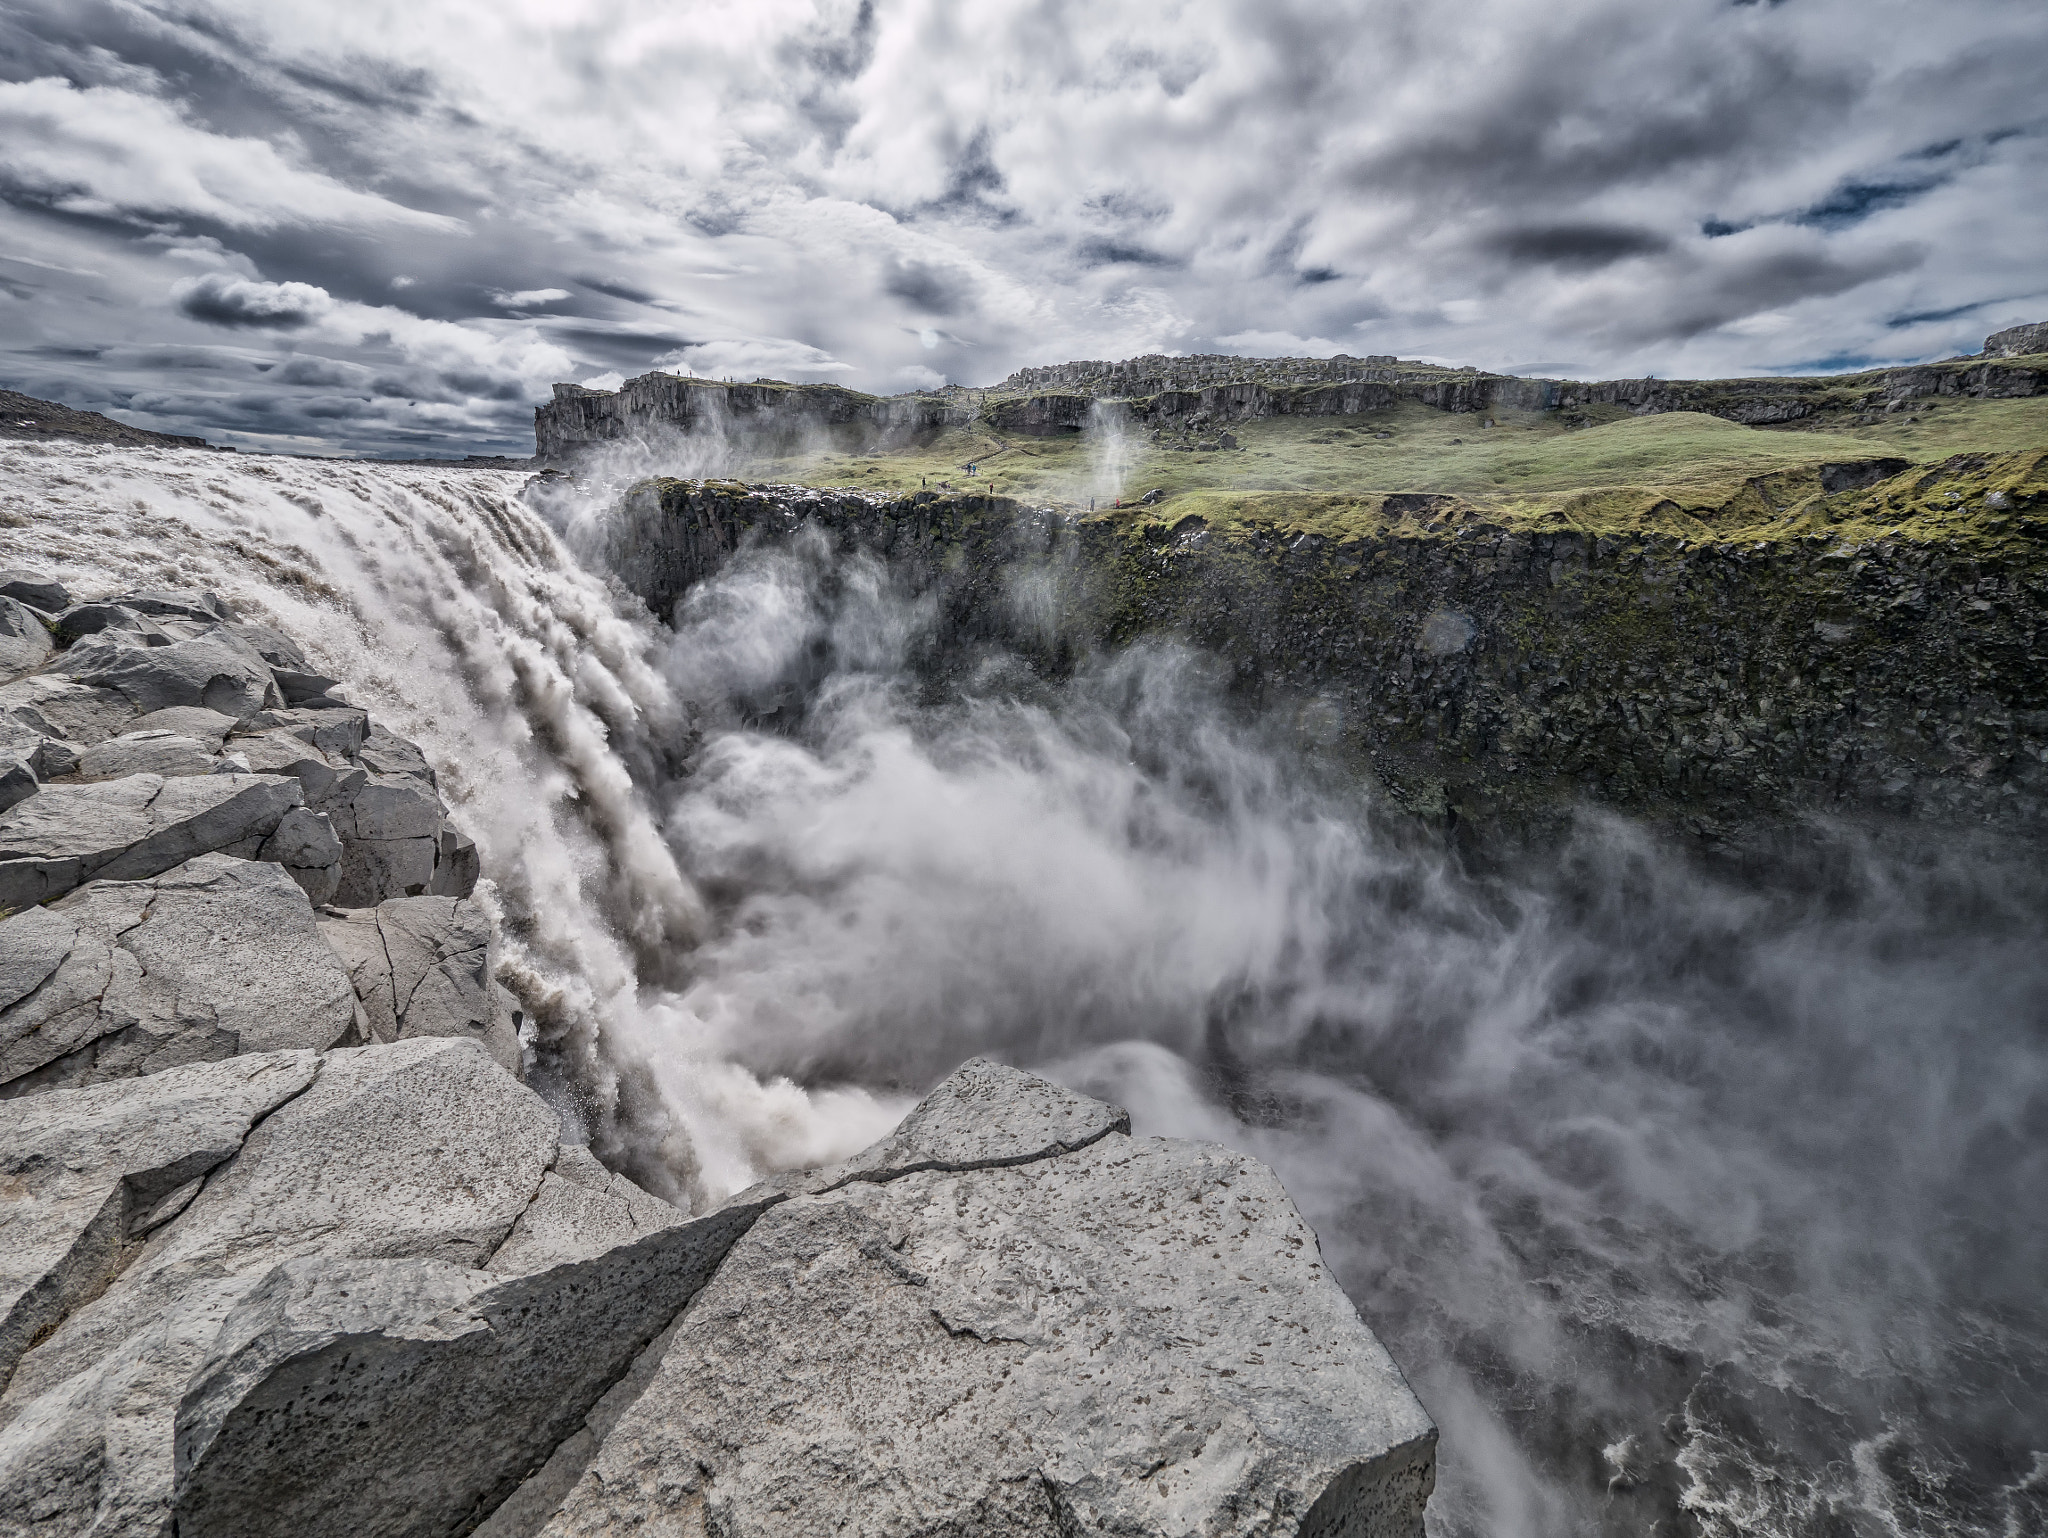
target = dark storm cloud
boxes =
[0,0,2042,454]
[882,258,967,315]
[1485,223,1672,270]
[177,273,325,328]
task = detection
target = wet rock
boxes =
[108,590,231,624]
[271,668,343,705]
[0,595,54,683]
[224,625,306,671]
[318,895,518,1073]
[0,572,70,613]
[53,602,174,648]
[0,1051,320,1389]
[0,771,302,909]
[0,853,355,1095]
[0,1037,557,1538]
[55,629,275,719]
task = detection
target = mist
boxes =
[3,437,2042,1535]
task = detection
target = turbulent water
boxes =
[4,439,2043,1538]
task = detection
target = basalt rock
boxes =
[147,1058,1430,1538]
[0,772,304,910]
[605,462,2048,846]
[0,853,355,1095]
[535,374,968,462]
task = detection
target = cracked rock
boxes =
[318,894,517,1073]
[0,1037,557,1538]
[0,770,303,909]
[0,1051,320,1391]
[0,853,356,1095]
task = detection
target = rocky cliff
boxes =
[0,572,1435,1535]
[536,374,969,461]
[605,456,2048,847]
[537,328,2048,457]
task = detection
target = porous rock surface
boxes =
[0,568,1434,1538]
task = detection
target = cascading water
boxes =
[3,439,2042,1538]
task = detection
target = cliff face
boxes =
[608,459,2048,846]
[981,356,2045,435]
[536,329,2048,456]
[535,374,968,460]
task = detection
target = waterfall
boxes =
[4,437,2042,1538]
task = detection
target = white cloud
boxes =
[490,288,573,308]
[0,77,463,234]
[661,338,854,381]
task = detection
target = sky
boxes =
[1,0,2044,458]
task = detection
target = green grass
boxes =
[728,390,2048,549]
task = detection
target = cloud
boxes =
[490,288,573,308]
[177,273,334,329]
[0,76,462,234]
[662,338,855,381]
[0,0,2042,454]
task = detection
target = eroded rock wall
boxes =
[610,465,2048,845]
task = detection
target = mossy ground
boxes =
[737,388,2048,552]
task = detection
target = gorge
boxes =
[0,332,2043,1537]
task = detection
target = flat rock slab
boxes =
[818,1053,1131,1188]
[0,1038,558,1538]
[0,853,356,1094]
[0,674,138,747]
[0,1052,320,1390]
[537,1129,1437,1538]
[0,770,301,909]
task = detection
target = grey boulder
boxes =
[128,707,238,752]
[0,853,355,1094]
[0,594,53,683]
[542,1124,1437,1538]
[487,1145,684,1275]
[0,770,302,910]
[0,572,70,613]
[0,753,33,816]
[229,713,475,903]
[257,806,343,904]
[0,1037,558,1538]
[53,603,174,648]
[107,590,231,624]
[0,1051,320,1390]
[155,1059,1436,1538]
[56,629,276,720]
[0,673,139,746]
[318,895,517,1072]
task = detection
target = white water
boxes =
[3,440,2042,1537]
